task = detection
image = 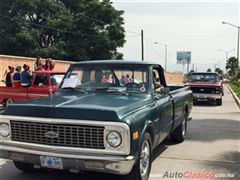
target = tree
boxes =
[0,0,125,61]
[226,57,238,71]
[215,68,223,75]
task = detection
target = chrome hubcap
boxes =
[5,99,13,107]
[140,140,150,178]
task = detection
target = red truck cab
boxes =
[185,72,223,106]
[0,70,66,107]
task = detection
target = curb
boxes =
[228,84,240,110]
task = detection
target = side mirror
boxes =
[160,87,170,95]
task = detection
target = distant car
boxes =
[185,72,223,105]
[223,78,230,84]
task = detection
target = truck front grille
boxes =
[190,87,217,94]
[10,121,105,149]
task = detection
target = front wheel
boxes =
[216,99,222,106]
[13,161,41,172]
[122,133,152,180]
[171,115,187,143]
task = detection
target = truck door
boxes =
[152,67,174,144]
[27,73,50,99]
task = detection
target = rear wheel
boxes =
[171,115,187,142]
[216,99,222,106]
[13,161,41,172]
[122,133,152,180]
[3,98,13,107]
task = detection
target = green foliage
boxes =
[215,68,223,75]
[226,57,238,71]
[0,0,125,61]
[230,68,240,86]
[230,83,240,97]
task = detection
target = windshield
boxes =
[50,73,65,86]
[60,65,149,93]
[189,74,220,82]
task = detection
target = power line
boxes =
[125,30,140,35]
[145,32,237,37]
[144,37,164,59]
[125,34,140,38]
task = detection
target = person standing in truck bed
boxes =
[21,64,32,87]
[13,66,22,87]
[5,66,14,87]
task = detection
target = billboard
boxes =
[177,51,191,64]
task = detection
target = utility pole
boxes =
[154,42,168,71]
[218,49,235,73]
[141,30,144,61]
[164,44,167,71]
[187,61,190,74]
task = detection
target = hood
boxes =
[3,92,151,122]
[186,81,222,87]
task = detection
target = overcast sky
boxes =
[112,1,239,72]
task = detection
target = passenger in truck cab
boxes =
[153,71,163,93]
[21,64,32,87]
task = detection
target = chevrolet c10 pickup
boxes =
[0,61,193,180]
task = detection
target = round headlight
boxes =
[107,131,122,147]
[0,123,10,137]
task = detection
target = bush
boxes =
[230,68,240,86]
[230,83,240,97]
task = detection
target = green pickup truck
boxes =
[0,61,193,180]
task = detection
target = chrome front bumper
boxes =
[0,143,136,175]
[193,93,222,100]
[0,115,134,175]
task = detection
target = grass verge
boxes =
[229,83,240,98]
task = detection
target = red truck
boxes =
[185,72,223,106]
[0,70,66,107]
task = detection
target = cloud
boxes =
[113,1,239,72]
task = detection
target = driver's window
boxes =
[152,69,161,93]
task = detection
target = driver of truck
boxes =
[153,71,163,93]
[95,71,102,84]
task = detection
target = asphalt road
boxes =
[1,85,240,180]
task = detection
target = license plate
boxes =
[40,156,63,169]
[198,95,206,98]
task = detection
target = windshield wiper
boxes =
[61,87,87,93]
[94,87,129,96]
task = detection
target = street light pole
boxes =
[237,27,239,67]
[154,42,168,71]
[218,49,235,73]
[222,21,240,67]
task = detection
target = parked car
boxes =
[0,70,66,107]
[0,61,193,180]
[185,72,223,105]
